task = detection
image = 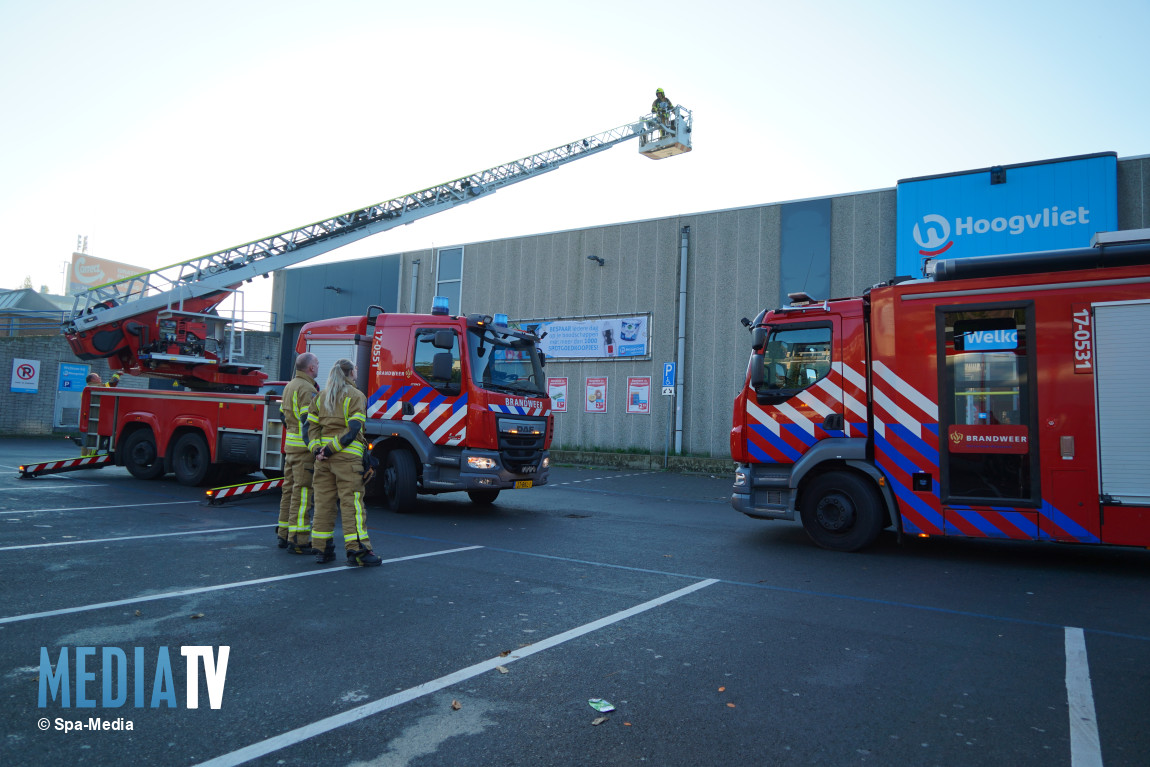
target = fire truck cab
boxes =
[297,301,552,512]
[730,235,1150,551]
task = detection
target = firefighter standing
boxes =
[306,359,382,567]
[276,352,320,553]
[651,87,673,135]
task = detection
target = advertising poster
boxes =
[69,253,147,296]
[585,377,608,413]
[11,358,41,393]
[547,377,568,413]
[523,316,649,360]
[626,376,651,414]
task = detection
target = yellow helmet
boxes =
[656,88,664,94]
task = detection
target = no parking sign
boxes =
[11,358,40,393]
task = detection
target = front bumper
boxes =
[421,447,549,493]
[731,462,795,520]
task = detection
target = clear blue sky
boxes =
[2,0,1146,312]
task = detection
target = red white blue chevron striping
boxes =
[367,385,469,446]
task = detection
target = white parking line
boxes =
[0,523,274,550]
[0,484,108,490]
[0,546,482,625]
[193,577,719,767]
[0,500,199,516]
[1065,627,1103,767]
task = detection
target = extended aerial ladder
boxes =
[62,105,693,391]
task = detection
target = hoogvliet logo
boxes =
[913,206,1093,257]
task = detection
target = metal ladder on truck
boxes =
[61,104,694,373]
[33,103,693,486]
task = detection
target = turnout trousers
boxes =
[277,450,315,546]
[311,457,372,552]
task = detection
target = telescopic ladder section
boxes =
[63,105,694,336]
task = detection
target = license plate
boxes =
[514,480,533,489]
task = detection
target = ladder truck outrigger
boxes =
[729,230,1150,552]
[20,106,694,500]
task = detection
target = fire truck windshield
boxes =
[467,329,546,396]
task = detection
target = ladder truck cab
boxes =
[730,231,1150,552]
[31,103,691,486]
[297,300,551,510]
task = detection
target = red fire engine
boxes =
[296,302,552,510]
[27,107,693,487]
[730,232,1150,551]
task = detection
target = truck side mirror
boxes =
[751,327,767,352]
[432,352,454,382]
[748,353,765,388]
[433,330,454,350]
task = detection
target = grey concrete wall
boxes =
[1117,155,1149,230]
[0,331,282,436]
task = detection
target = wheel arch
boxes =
[796,459,902,538]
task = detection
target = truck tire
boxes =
[467,489,500,505]
[383,449,417,514]
[799,471,884,552]
[122,429,164,480]
[171,432,212,486]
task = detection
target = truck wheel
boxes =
[467,489,500,505]
[800,472,884,552]
[172,432,212,486]
[383,450,417,514]
[122,429,164,480]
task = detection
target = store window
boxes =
[436,247,463,315]
[940,306,1037,503]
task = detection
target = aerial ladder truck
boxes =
[19,105,693,491]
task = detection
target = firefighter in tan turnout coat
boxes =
[306,359,382,567]
[277,353,320,554]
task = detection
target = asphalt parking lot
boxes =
[1,437,1148,766]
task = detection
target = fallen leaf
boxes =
[191,613,205,619]
[592,717,609,726]
[496,666,509,674]
[726,703,736,708]
[499,650,511,657]
[624,722,632,726]
[134,610,141,617]
[718,686,726,692]
[451,700,461,710]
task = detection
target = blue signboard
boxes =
[58,363,90,392]
[961,329,1018,351]
[662,362,676,388]
[896,153,1117,277]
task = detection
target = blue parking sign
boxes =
[662,362,676,388]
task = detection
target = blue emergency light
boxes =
[431,296,450,316]
[494,313,509,326]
